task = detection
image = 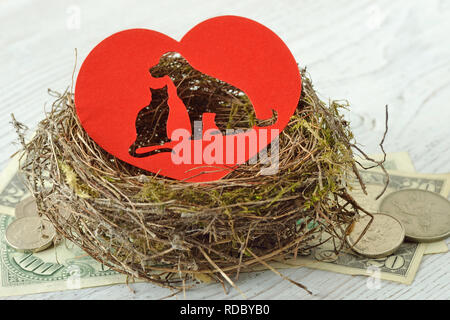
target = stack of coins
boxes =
[379,189,450,242]
[346,189,450,258]
[5,196,56,253]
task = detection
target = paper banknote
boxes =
[266,152,449,284]
[0,156,128,298]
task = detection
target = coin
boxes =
[15,196,38,219]
[379,189,450,242]
[5,217,56,252]
[346,213,405,258]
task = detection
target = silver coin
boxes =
[5,217,56,253]
[379,189,450,242]
[346,213,405,258]
[15,196,38,219]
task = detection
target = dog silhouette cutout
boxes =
[129,51,277,158]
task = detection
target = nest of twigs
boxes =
[13,60,384,294]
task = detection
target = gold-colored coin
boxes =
[5,217,56,253]
[379,189,450,242]
[346,213,405,258]
[15,196,38,219]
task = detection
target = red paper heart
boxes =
[75,16,301,182]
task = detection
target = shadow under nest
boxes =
[15,62,383,294]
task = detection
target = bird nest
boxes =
[13,63,383,294]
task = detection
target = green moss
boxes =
[58,159,99,198]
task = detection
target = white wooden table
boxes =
[0,0,449,300]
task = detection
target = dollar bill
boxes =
[0,155,128,298]
[263,153,449,284]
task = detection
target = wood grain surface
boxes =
[0,0,448,299]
